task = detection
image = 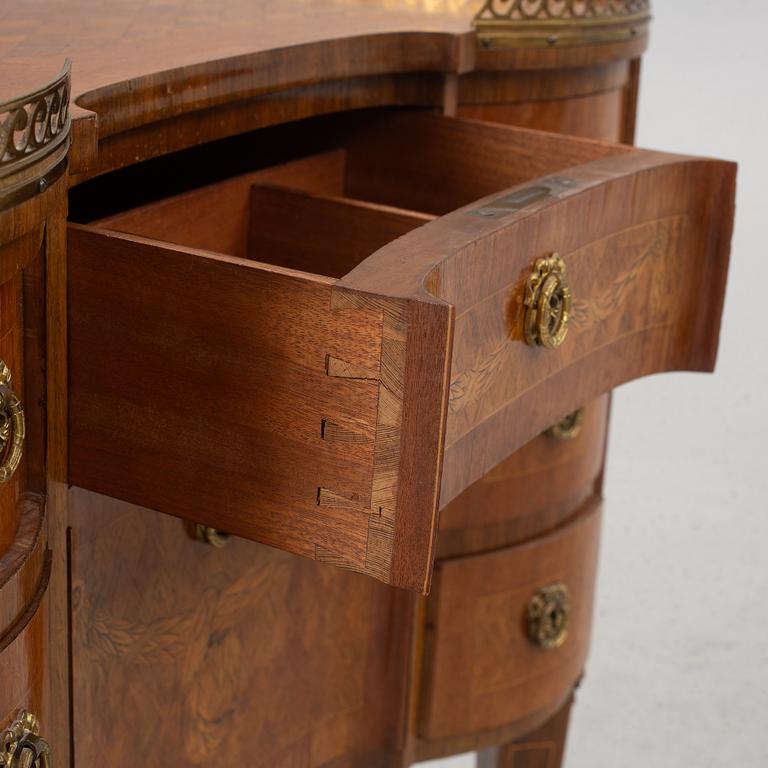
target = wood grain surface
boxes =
[0,587,48,736]
[420,502,601,740]
[2,0,648,180]
[0,5,736,767]
[92,151,349,259]
[69,488,414,768]
[68,228,385,569]
[478,692,574,768]
[69,110,735,593]
[0,171,70,760]
[336,112,734,505]
[0,495,48,661]
[248,184,433,278]
[438,395,609,558]
[0,223,49,557]
[0,236,30,556]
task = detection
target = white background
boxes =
[424,2,768,766]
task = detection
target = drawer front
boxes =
[0,494,51,753]
[1,141,69,761]
[0,229,47,555]
[69,111,734,593]
[0,603,49,756]
[0,226,52,750]
[338,116,734,509]
[420,502,601,741]
[438,395,609,558]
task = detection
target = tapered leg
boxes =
[477,693,574,768]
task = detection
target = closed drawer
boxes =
[420,501,601,741]
[0,494,50,742]
[438,395,609,558]
[68,109,734,592]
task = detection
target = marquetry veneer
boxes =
[0,3,737,765]
[68,109,734,593]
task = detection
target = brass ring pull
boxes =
[546,408,585,440]
[1,711,51,768]
[194,524,230,548]
[523,253,571,349]
[0,360,24,483]
[528,583,570,650]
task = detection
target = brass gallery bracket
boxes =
[473,0,651,49]
[0,60,71,211]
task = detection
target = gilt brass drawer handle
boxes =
[546,408,585,440]
[0,360,25,483]
[528,583,570,650]
[194,524,230,548]
[523,253,571,349]
[1,711,51,768]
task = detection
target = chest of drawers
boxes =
[0,2,735,766]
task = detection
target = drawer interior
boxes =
[86,108,625,279]
[92,150,434,279]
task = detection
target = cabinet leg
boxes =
[477,693,574,768]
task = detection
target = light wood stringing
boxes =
[68,111,735,593]
[421,502,602,740]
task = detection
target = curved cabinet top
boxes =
[1,0,650,181]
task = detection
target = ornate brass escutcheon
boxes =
[0,360,25,483]
[523,253,572,349]
[546,408,585,440]
[1,711,51,767]
[528,583,570,650]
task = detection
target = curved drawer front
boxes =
[420,502,601,741]
[0,494,50,733]
[0,597,48,736]
[438,395,609,558]
[69,111,734,592]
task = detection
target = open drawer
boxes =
[68,110,735,592]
